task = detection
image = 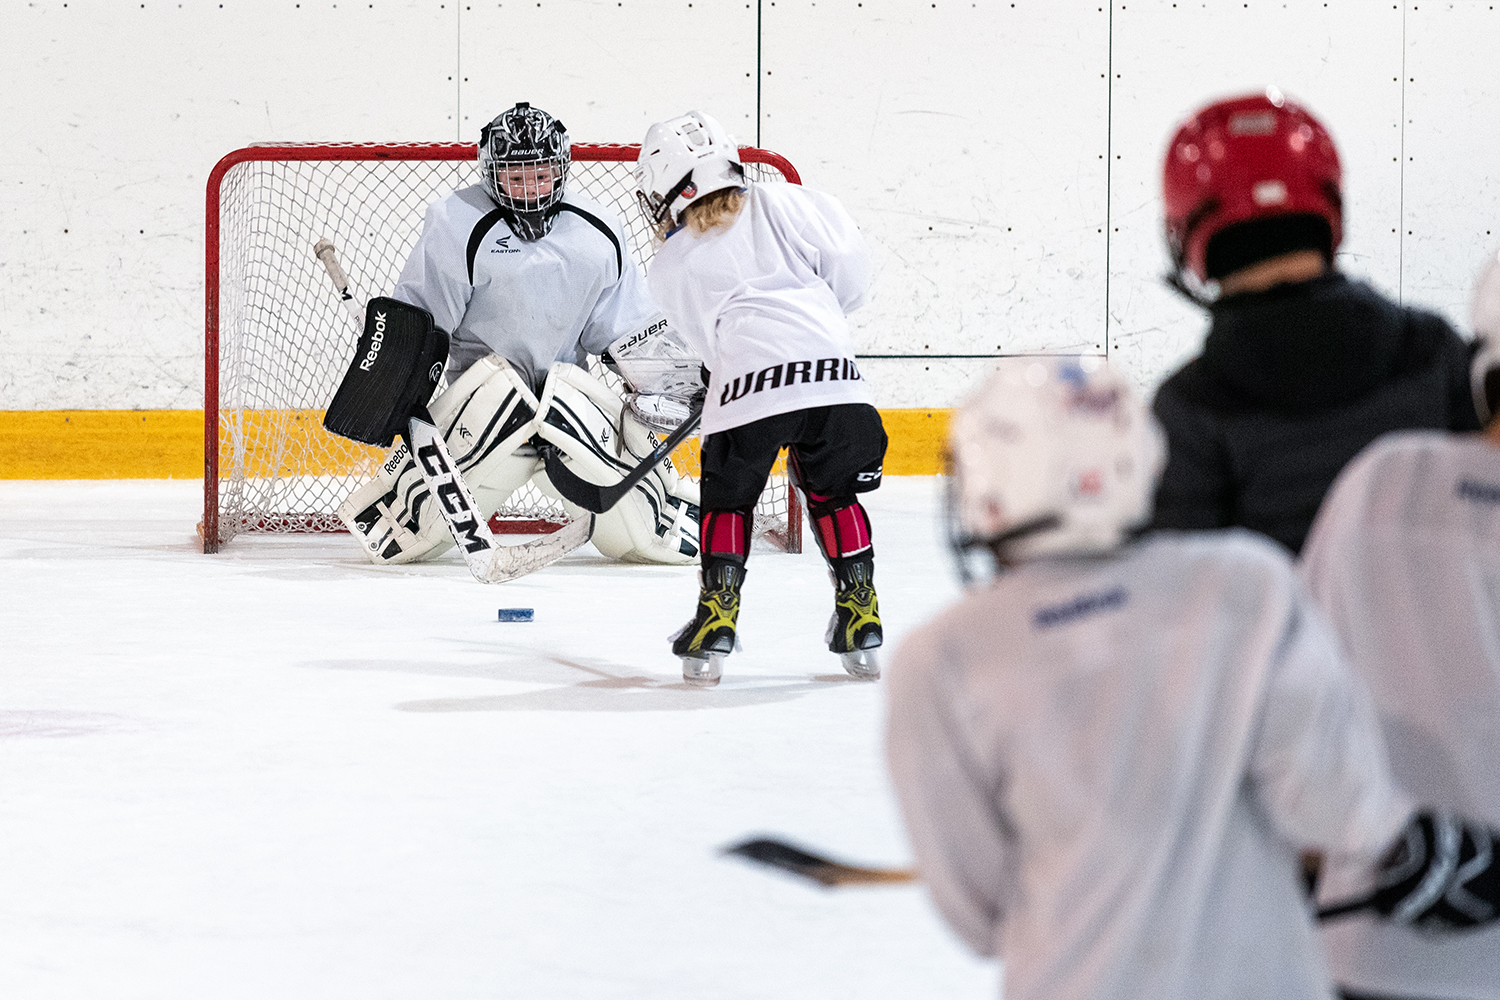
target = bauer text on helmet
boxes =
[479,102,571,241]
[947,358,1166,568]
[1163,91,1343,286]
[634,111,745,233]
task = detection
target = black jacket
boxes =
[1150,273,1479,554]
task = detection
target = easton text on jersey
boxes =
[1457,478,1500,505]
[1031,586,1129,630]
[720,358,863,406]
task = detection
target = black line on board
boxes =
[1399,3,1407,304]
[1104,2,1114,359]
[756,0,763,148]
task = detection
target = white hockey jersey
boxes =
[886,531,1411,1000]
[392,185,660,392]
[1301,430,1500,1000]
[646,183,875,434]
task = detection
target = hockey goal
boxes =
[203,142,804,555]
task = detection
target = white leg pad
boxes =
[534,363,700,565]
[337,356,543,564]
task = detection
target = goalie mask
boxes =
[945,357,1165,580]
[634,111,745,238]
[479,102,570,242]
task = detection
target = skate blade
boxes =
[839,648,881,681]
[682,652,726,688]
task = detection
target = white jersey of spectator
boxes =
[886,530,1411,1000]
[646,183,875,434]
[1301,430,1500,999]
[392,186,659,390]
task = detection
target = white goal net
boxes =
[204,142,803,554]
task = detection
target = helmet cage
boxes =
[479,102,571,241]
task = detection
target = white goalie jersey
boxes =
[392,185,662,391]
[1301,430,1500,999]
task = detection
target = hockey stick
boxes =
[722,837,917,888]
[540,403,703,514]
[315,239,594,583]
[724,835,1384,917]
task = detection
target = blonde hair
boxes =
[681,186,747,236]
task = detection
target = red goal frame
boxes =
[203,142,803,553]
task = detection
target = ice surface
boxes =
[0,478,997,999]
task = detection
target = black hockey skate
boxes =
[671,561,745,688]
[827,558,882,681]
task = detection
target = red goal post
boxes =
[203,141,804,555]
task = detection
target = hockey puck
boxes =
[497,608,534,622]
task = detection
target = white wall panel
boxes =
[2,1,459,409]
[762,1,1112,406]
[458,1,759,144]
[1107,0,1405,391]
[1402,1,1500,325]
[4,1,1500,412]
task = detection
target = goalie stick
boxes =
[314,239,593,583]
[722,835,1400,919]
[540,403,703,514]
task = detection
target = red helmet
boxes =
[1162,92,1343,284]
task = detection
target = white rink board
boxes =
[1402,2,1500,323]
[1105,0,1408,389]
[5,1,1500,409]
[761,3,1111,368]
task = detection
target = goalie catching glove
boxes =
[603,317,704,432]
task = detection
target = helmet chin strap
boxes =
[948,511,1065,583]
[1164,268,1217,308]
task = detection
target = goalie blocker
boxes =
[324,297,449,447]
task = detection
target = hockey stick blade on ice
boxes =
[726,835,1389,918]
[314,239,594,582]
[722,837,917,888]
[541,404,703,514]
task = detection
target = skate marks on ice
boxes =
[394,655,839,713]
[303,654,842,712]
[0,710,132,739]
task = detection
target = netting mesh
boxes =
[210,144,798,549]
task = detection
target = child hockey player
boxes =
[1153,91,1478,554]
[1299,255,1500,1000]
[633,111,886,687]
[885,357,1500,1000]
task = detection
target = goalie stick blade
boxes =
[472,514,594,584]
[541,404,703,514]
[721,837,918,888]
[405,415,593,584]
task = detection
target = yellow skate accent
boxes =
[832,584,882,654]
[678,587,740,656]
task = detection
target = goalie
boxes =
[335,102,702,567]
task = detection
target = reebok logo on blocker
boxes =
[359,311,388,371]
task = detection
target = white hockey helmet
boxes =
[946,357,1166,575]
[634,111,745,234]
